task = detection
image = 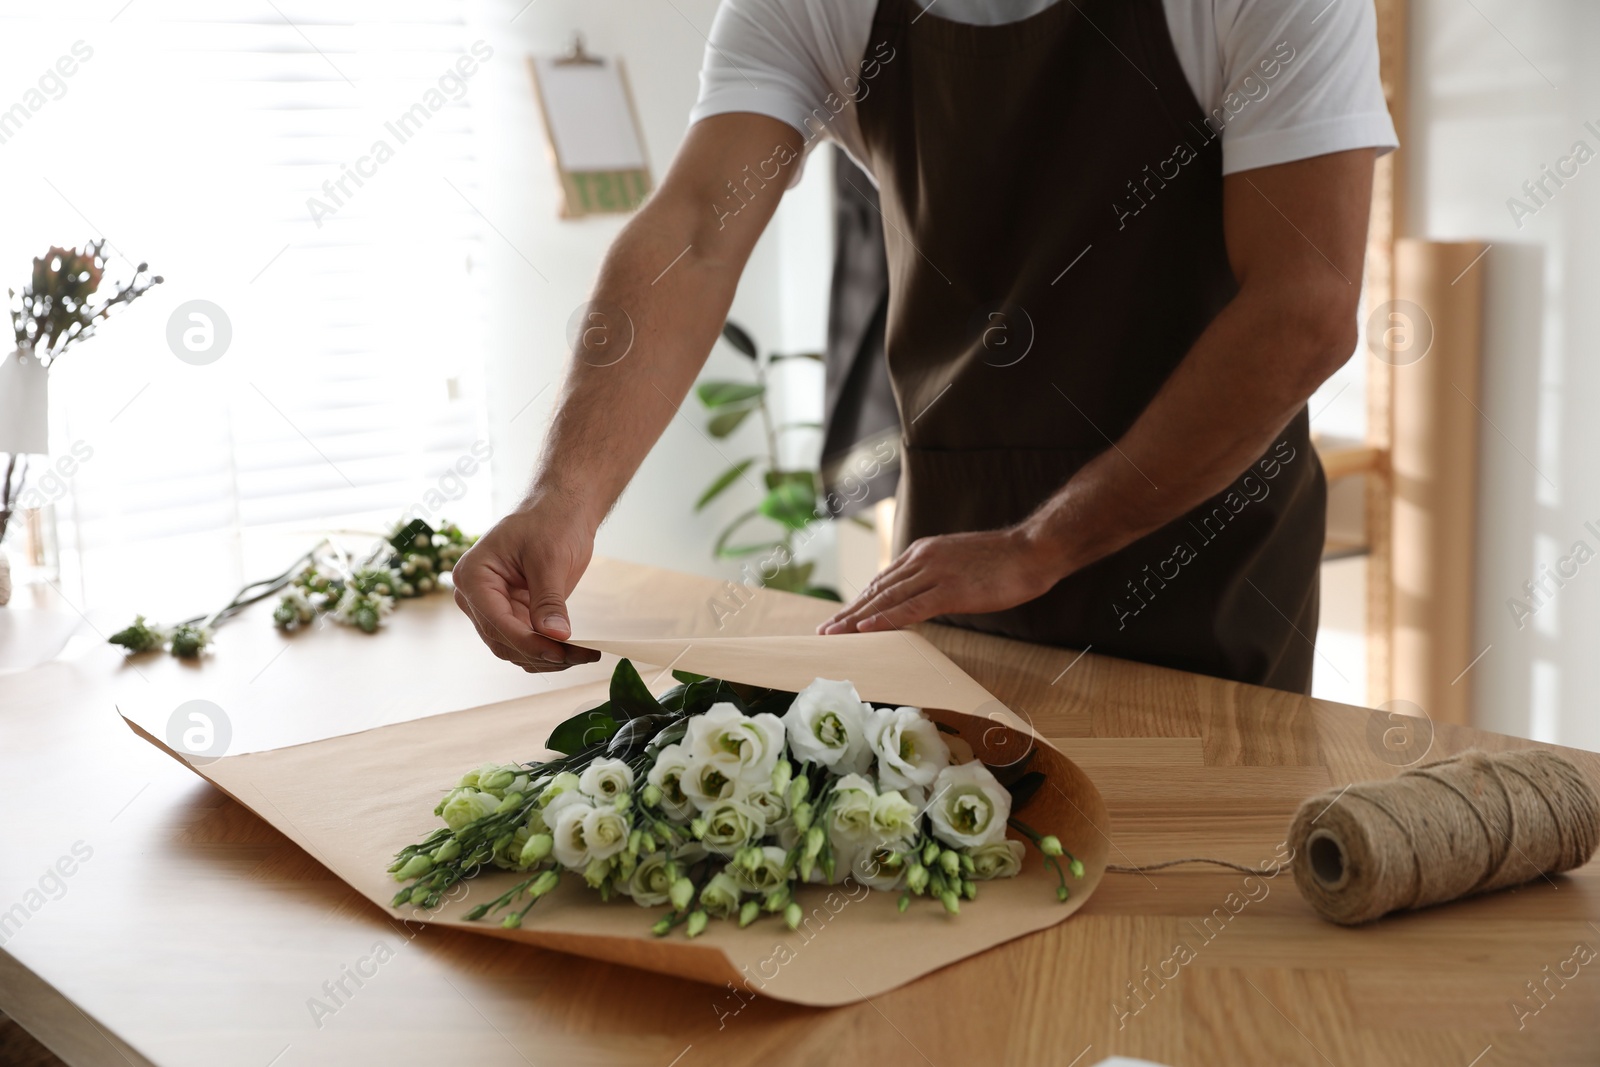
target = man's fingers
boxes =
[455,582,575,667]
[856,588,943,632]
[529,589,573,641]
[824,571,936,634]
[820,555,917,633]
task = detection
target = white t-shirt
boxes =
[689,0,1398,184]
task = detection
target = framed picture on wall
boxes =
[528,35,653,218]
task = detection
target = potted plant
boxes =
[692,321,837,600]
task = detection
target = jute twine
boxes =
[1107,749,1600,926]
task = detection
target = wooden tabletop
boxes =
[2,557,1597,1066]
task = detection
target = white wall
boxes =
[1410,0,1600,749]
[466,0,834,592]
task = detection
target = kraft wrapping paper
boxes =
[122,630,1108,1006]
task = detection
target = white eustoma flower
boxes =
[579,757,634,802]
[782,678,872,773]
[645,743,698,821]
[582,805,630,861]
[681,758,741,811]
[927,761,1011,849]
[867,706,951,791]
[849,840,913,891]
[743,787,790,832]
[968,839,1026,880]
[698,798,765,855]
[550,799,596,868]
[621,851,674,906]
[869,789,919,841]
[734,845,791,895]
[685,703,786,785]
[828,773,877,845]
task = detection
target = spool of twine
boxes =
[1288,748,1600,925]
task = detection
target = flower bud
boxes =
[628,829,644,858]
[530,869,561,898]
[906,863,929,893]
[940,891,960,915]
[1056,885,1070,902]
[787,776,810,807]
[940,850,960,877]
[517,834,552,868]
[962,879,977,900]
[501,913,522,929]
[641,831,658,854]
[898,893,911,913]
[771,759,792,795]
[495,792,525,814]
[431,838,461,863]
[1039,835,1064,857]
[691,817,709,838]
[791,802,813,833]
[409,885,431,906]
[803,826,825,863]
[739,900,761,927]
[686,910,709,938]
[669,877,694,911]
[922,841,939,867]
[583,858,610,888]
[1069,858,1085,879]
[959,853,975,874]
[395,854,433,881]
[784,902,802,930]
[641,783,663,808]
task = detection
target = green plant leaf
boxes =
[1005,770,1047,813]
[759,480,819,531]
[610,658,666,720]
[721,320,758,359]
[803,585,843,601]
[696,380,765,408]
[764,561,814,592]
[671,669,708,685]
[546,704,617,755]
[713,508,762,556]
[695,458,756,511]
[707,405,756,438]
[779,421,825,432]
[763,469,816,493]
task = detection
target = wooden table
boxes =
[2,557,1597,1066]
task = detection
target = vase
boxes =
[0,348,48,455]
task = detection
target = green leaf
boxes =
[758,480,819,531]
[546,704,617,755]
[721,320,758,359]
[713,509,779,558]
[610,658,667,721]
[764,561,814,593]
[779,421,825,432]
[763,469,816,493]
[1005,771,1047,813]
[803,585,843,602]
[671,670,708,685]
[696,380,765,407]
[707,405,756,438]
[696,458,757,512]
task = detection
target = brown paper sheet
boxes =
[121,631,1108,1006]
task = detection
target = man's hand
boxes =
[820,526,1064,634]
[452,502,602,672]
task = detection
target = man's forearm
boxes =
[1021,280,1354,576]
[517,114,804,535]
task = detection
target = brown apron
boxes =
[855,0,1325,692]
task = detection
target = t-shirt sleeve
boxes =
[1212,0,1399,175]
[687,0,869,185]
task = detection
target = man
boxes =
[453,0,1396,693]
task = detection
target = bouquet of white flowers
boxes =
[389,659,1083,936]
